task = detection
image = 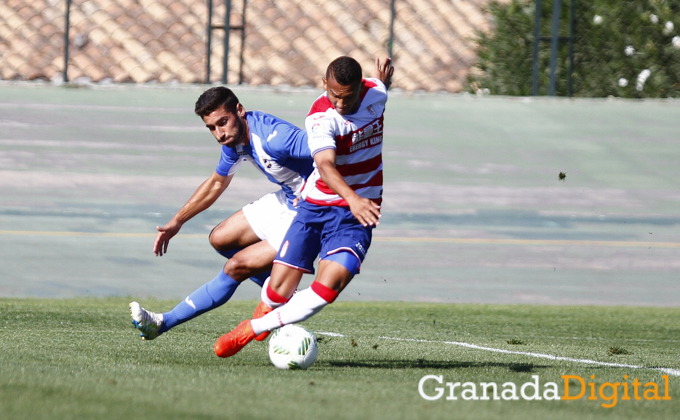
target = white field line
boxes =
[315,332,680,377]
[316,332,345,337]
[380,336,680,377]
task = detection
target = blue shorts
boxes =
[274,200,373,275]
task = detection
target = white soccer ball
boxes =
[268,324,318,370]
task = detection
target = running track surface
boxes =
[1,82,679,306]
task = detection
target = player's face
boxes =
[202,104,248,148]
[323,76,363,116]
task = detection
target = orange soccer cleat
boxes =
[252,301,273,341]
[214,320,256,357]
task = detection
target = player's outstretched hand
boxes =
[347,196,382,227]
[153,220,182,256]
[375,57,394,89]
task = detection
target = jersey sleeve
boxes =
[305,113,337,157]
[215,146,241,176]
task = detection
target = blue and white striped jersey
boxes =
[215,111,313,208]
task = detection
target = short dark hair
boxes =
[194,86,239,117]
[326,56,363,86]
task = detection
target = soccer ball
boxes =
[268,324,318,370]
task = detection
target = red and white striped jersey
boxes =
[302,78,388,207]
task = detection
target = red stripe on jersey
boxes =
[335,121,384,156]
[315,179,335,195]
[360,79,378,101]
[337,153,382,177]
[308,95,333,116]
[306,196,348,207]
[305,196,382,207]
[314,170,382,194]
[353,170,383,190]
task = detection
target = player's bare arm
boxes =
[375,57,394,89]
[154,171,233,256]
[313,149,381,227]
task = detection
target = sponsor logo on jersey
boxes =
[349,135,383,153]
[348,119,384,153]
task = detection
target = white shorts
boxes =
[242,189,297,252]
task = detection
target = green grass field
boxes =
[1,298,678,419]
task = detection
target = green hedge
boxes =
[468,0,680,97]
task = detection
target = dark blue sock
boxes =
[161,270,239,333]
[215,248,240,259]
[249,271,270,287]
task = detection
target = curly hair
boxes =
[326,56,363,86]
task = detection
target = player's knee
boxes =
[208,227,223,250]
[223,254,254,280]
[210,222,236,251]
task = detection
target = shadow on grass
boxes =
[324,359,551,372]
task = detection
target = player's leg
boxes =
[209,209,261,255]
[249,206,371,336]
[214,203,320,356]
[250,257,355,335]
[214,256,358,357]
[130,211,260,340]
[209,210,271,282]
[131,193,289,340]
[131,240,278,340]
[213,190,297,284]
[213,264,308,356]
[222,240,276,283]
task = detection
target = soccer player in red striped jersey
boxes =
[215,56,394,357]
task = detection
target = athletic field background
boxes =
[1,83,680,420]
[1,83,678,305]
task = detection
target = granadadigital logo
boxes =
[418,374,672,408]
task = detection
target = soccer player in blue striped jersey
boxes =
[130,87,312,340]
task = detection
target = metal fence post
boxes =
[567,0,575,97]
[206,0,213,83]
[548,0,562,96]
[206,0,244,84]
[238,0,246,84]
[388,0,396,59]
[63,0,72,83]
[222,0,232,84]
[531,0,542,96]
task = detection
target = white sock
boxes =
[251,287,328,335]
